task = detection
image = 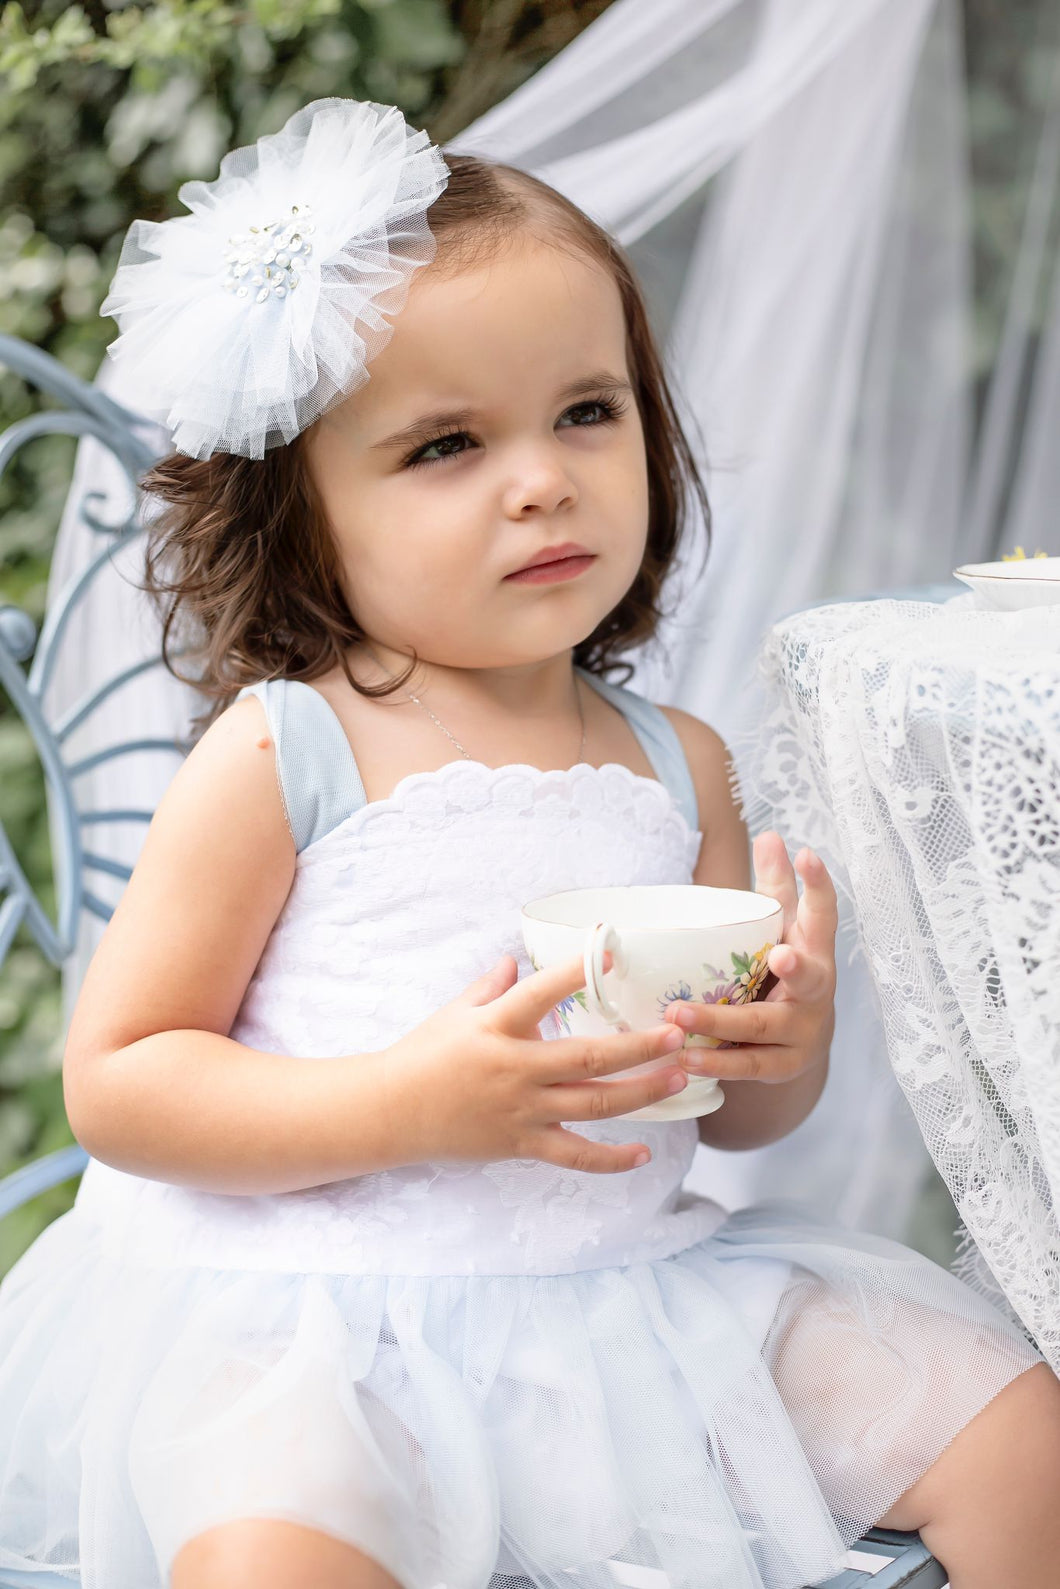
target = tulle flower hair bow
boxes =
[100,98,450,460]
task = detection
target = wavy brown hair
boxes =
[138,151,711,736]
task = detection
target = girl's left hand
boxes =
[663,832,838,1084]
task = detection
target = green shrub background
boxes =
[0,0,1055,1272]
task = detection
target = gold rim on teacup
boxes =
[522,886,782,932]
[953,558,1060,583]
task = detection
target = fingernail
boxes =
[666,1071,688,1094]
[632,1150,650,1167]
[673,1007,695,1029]
[661,1027,685,1050]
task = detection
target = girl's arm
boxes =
[62,696,410,1195]
[658,707,831,1151]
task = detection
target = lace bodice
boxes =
[75,744,733,1276]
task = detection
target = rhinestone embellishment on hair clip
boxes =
[222,203,315,302]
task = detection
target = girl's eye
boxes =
[406,432,473,468]
[402,394,627,470]
[558,398,626,429]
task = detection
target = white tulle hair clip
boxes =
[100,98,450,460]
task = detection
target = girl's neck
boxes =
[354,640,581,721]
[308,642,658,799]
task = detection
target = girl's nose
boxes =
[501,448,579,518]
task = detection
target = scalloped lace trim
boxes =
[298,758,701,864]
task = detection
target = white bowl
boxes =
[953,558,1060,610]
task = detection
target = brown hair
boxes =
[138,152,711,736]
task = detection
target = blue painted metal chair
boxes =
[0,330,171,1210]
[0,334,947,1589]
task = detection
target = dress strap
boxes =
[576,667,700,833]
[236,670,699,852]
[235,679,366,853]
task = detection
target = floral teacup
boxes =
[520,883,783,1123]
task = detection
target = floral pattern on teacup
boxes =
[657,979,737,1051]
[656,980,695,1020]
[702,943,774,1005]
[700,980,739,1006]
[731,944,774,1003]
[529,941,775,1041]
[693,942,775,1048]
[553,988,588,1035]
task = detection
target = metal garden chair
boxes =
[0,334,947,1588]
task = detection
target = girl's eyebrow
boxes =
[371,370,631,452]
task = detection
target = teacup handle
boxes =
[583,922,631,1030]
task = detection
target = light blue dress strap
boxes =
[235,678,367,853]
[576,666,700,833]
[235,670,699,850]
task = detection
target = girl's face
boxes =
[303,235,650,672]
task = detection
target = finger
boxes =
[764,942,834,1002]
[456,954,520,1008]
[793,848,839,956]
[500,950,599,1028]
[538,1022,687,1082]
[528,1123,654,1175]
[752,830,798,938]
[678,1043,811,1084]
[545,1063,689,1123]
[664,998,794,1047]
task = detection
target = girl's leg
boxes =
[765,1274,1060,1589]
[875,1361,1060,1589]
[171,1517,405,1589]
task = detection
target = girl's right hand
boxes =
[379,953,689,1174]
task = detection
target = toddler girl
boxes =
[0,98,1056,1589]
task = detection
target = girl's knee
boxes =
[170,1517,403,1589]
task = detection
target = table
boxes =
[735,591,1060,1370]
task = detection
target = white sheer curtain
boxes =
[43,0,1059,1240]
[43,419,196,1036]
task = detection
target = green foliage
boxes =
[965,0,1060,385]
[0,711,70,1272]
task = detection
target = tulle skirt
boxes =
[0,1199,1042,1589]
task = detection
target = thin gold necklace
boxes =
[364,646,588,768]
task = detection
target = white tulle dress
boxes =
[0,670,1042,1589]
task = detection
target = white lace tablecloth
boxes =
[733,592,1060,1369]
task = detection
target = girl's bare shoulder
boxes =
[153,691,297,866]
[133,685,296,859]
[64,694,295,1068]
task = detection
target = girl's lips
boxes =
[504,554,596,585]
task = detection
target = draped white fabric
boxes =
[41,0,1060,1241]
[41,423,194,1036]
[736,591,1060,1371]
